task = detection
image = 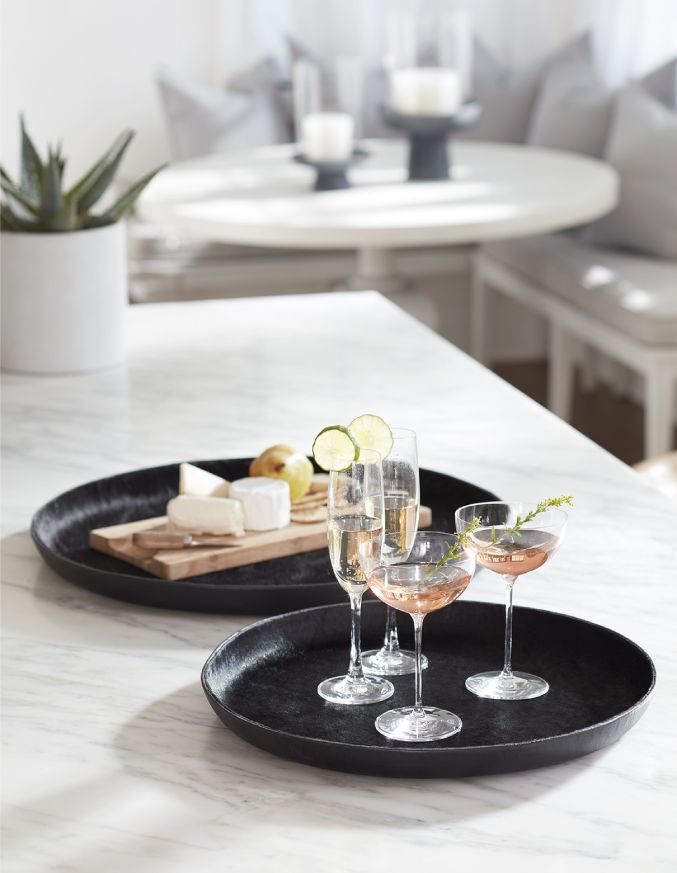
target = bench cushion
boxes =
[483,234,677,345]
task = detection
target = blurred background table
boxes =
[2,292,674,873]
[138,140,617,293]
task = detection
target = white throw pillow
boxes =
[586,81,677,259]
[156,67,289,161]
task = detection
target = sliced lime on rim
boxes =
[312,425,359,472]
[348,413,393,461]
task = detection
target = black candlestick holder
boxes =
[382,101,481,181]
[293,147,369,192]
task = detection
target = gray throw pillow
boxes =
[527,33,614,157]
[640,57,677,109]
[456,40,545,143]
[156,66,289,161]
[229,57,293,141]
[586,82,677,259]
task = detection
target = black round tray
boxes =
[30,459,496,615]
[202,600,655,777]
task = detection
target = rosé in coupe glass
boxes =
[456,501,568,701]
[368,531,476,742]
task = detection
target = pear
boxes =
[250,445,313,502]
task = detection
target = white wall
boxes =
[1,0,221,184]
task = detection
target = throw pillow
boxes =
[156,66,288,161]
[456,40,545,143]
[527,33,614,158]
[586,82,677,259]
[640,57,677,109]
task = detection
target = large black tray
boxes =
[30,459,496,615]
[202,600,655,777]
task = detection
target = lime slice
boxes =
[348,414,393,460]
[312,425,359,472]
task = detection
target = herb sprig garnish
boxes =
[434,495,573,571]
[501,495,573,539]
[432,516,482,571]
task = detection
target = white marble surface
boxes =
[2,292,676,873]
[137,140,617,249]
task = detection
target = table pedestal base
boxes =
[350,247,408,295]
[347,247,438,330]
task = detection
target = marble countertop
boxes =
[2,292,675,872]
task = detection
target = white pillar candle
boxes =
[390,67,462,116]
[301,112,354,163]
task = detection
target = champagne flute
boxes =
[317,450,395,705]
[362,428,428,676]
[456,501,568,700]
[368,531,476,741]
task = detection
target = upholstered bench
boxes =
[471,233,677,457]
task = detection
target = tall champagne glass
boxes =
[456,502,568,700]
[363,428,428,676]
[368,531,475,741]
[317,450,394,705]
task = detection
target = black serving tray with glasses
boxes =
[202,599,655,777]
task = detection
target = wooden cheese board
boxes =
[90,505,433,581]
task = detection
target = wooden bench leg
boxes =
[645,367,675,458]
[548,324,578,421]
[470,262,490,365]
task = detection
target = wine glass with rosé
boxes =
[455,500,570,701]
[367,531,476,742]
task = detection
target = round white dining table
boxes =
[138,140,618,291]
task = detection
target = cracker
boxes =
[292,493,327,509]
[309,473,329,493]
[291,506,327,524]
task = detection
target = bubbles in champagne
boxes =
[328,515,383,594]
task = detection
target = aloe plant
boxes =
[1,118,164,232]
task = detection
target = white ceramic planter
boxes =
[1,222,127,373]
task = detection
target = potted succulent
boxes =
[1,119,163,373]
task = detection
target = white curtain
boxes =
[580,0,677,84]
[216,0,677,84]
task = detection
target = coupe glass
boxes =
[456,502,568,700]
[368,531,475,741]
[362,428,428,676]
[317,450,394,705]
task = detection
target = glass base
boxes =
[375,706,462,742]
[317,674,394,705]
[465,670,549,701]
[362,647,428,676]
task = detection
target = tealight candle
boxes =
[390,67,462,117]
[301,112,354,163]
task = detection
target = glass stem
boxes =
[502,576,516,678]
[383,606,400,653]
[412,613,425,715]
[348,592,364,681]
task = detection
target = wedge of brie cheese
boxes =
[166,495,244,536]
[179,463,230,498]
[229,477,291,531]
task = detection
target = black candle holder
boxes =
[293,147,369,192]
[382,101,481,181]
